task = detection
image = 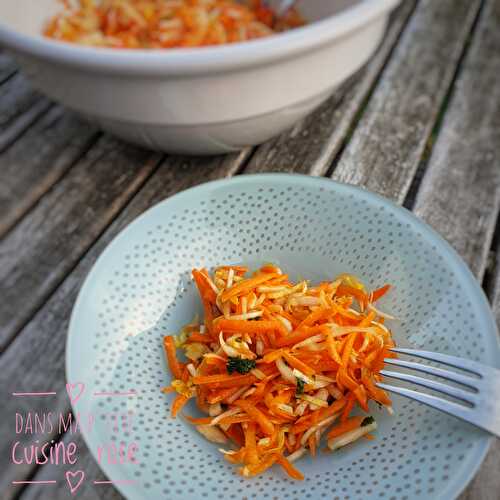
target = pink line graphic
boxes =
[12,480,57,485]
[93,480,137,485]
[12,392,56,396]
[93,391,137,396]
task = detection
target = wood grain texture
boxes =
[0,74,51,152]
[331,0,482,204]
[0,137,162,351]
[0,107,99,238]
[0,52,16,84]
[411,2,500,496]
[413,0,500,281]
[244,0,416,176]
[0,151,248,499]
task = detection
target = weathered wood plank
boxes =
[0,74,51,152]
[0,107,99,238]
[402,1,500,496]
[0,151,248,498]
[0,51,17,84]
[244,0,416,175]
[331,0,482,204]
[412,1,500,281]
[0,138,162,350]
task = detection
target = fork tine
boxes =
[390,348,483,376]
[380,370,477,405]
[383,358,479,390]
[377,382,473,422]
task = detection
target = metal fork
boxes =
[377,347,500,438]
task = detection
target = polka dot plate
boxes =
[67,174,500,500]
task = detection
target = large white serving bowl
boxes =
[0,0,400,154]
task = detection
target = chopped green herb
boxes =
[227,357,256,375]
[295,377,305,395]
[361,416,375,427]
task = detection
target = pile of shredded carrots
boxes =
[44,0,305,49]
[162,264,396,480]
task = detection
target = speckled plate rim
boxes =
[67,173,500,500]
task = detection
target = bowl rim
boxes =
[0,0,400,75]
[67,172,499,500]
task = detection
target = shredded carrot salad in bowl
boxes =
[44,0,306,49]
[162,264,396,480]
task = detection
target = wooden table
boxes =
[1,1,499,499]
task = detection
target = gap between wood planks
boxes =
[0,144,165,353]
[244,0,417,176]
[0,74,53,154]
[0,126,103,241]
[0,152,252,500]
[0,51,18,85]
[328,0,483,204]
[0,0,414,354]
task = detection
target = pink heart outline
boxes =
[66,470,85,495]
[66,382,85,404]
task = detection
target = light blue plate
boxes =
[67,174,499,500]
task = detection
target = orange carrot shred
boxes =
[163,335,183,380]
[161,266,396,480]
[171,394,189,417]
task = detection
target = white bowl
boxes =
[0,0,400,154]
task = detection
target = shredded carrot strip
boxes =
[341,393,356,423]
[221,273,281,302]
[193,373,257,387]
[244,422,259,465]
[163,335,183,380]
[371,284,391,302]
[298,307,335,329]
[243,453,279,476]
[161,266,396,480]
[171,394,189,417]
[216,319,286,336]
[183,415,213,425]
[327,416,364,439]
[308,435,317,457]
[218,415,251,426]
[282,351,316,376]
[186,332,213,343]
[276,454,305,480]
[207,386,239,404]
[274,324,329,348]
[224,424,245,447]
[235,400,275,436]
[192,269,217,303]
